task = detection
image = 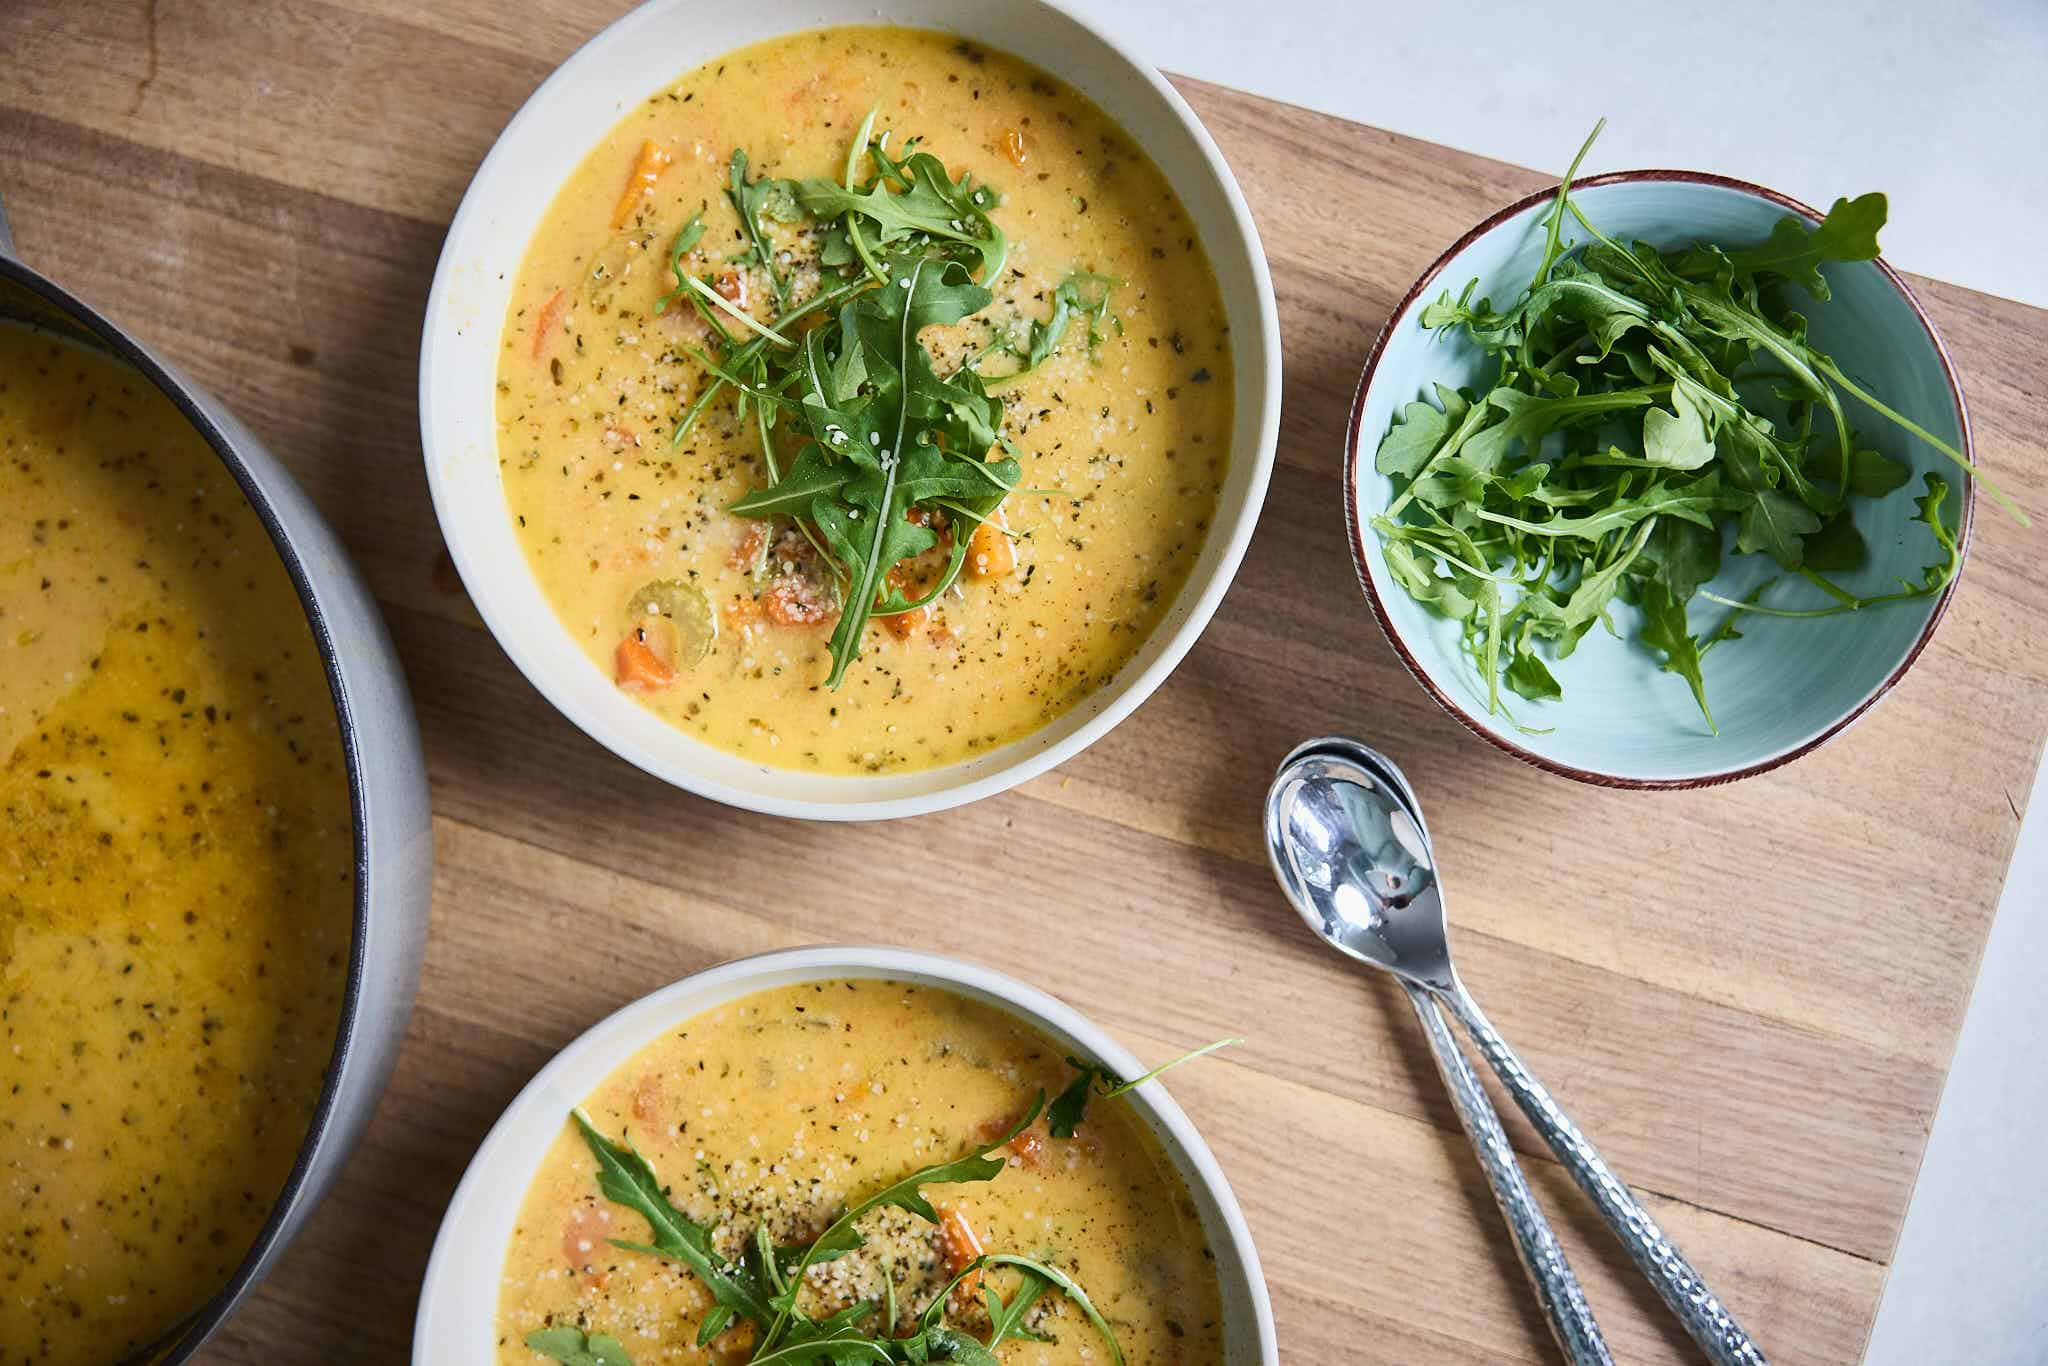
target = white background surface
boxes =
[1074,0,2048,309]
[1058,0,2048,1359]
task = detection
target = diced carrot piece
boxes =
[967,511,1014,578]
[998,128,1028,168]
[615,629,676,691]
[609,139,676,229]
[727,523,767,573]
[936,1202,985,1298]
[531,286,570,360]
[632,1073,662,1124]
[977,1110,1045,1168]
[722,595,764,628]
[881,604,930,639]
[715,266,749,308]
[1008,1127,1046,1168]
[561,1202,612,1287]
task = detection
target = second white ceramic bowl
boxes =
[420,0,1279,820]
[413,946,1278,1363]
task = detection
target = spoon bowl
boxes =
[1265,740,1454,991]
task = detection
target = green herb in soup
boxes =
[496,983,1234,1365]
[1371,122,2018,729]
[496,26,1233,774]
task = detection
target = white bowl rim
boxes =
[1341,168,1977,791]
[417,0,1281,821]
[412,944,1280,1363]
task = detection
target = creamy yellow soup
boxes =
[498,982,1224,1364]
[0,326,355,1363]
[497,27,1231,773]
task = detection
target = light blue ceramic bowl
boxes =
[1344,172,1975,788]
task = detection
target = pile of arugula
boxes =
[1372,123,2019,729]
[657,112,1111,688]
[524,1042,1234,1365]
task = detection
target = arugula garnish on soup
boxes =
[498,28,1232,773]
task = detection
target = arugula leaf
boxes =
[1641,381,1715,470]
[1845,447,1911,497]
[1377,397,1452,479]
[1047,1061,1107,1140]
[1637,578,1714,731]
[1460,386,1661,472]
[568,1110,772,1325]
[728,444,850,516]
[983,1255,1126,1366]
[1379,540,1478,620]
[798,150,1007,280]
[727,149,799,309]
[990,270,1119,381]
[1646,515,1722,603]
[983,1268,1052,1347]
[1720,192,1886,300]
[1800,509,1868,572]
[925,1327,1003,1366]
[1735,488,1822,569]
[1474,476,1730,543]
[1047,1039,1239,1138]
[524,1327,634,1366]
[652,211,708,317]
[1503,644,1562,703]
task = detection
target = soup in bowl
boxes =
[422,0,1279,818]
[414,946,1277,1364]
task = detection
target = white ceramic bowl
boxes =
[1345,172,1974,788]
[420,0,1279,821]
[414,945,1278,1363]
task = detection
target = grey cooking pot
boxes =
[0,198,433,1360]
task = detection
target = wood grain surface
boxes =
[3,3,2045,1362]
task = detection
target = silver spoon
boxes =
[1266,738,1609,1364]
[1266,737,1767,1366]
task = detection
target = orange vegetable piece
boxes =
[715,266,749,308]
[531,286,570,360]
[632,1072,662,1124]
[614,628,676,692]
[1007,1127,1046,1169]
[881,604,930,639]
[722,594,764,629]
[967,511,1014,578]
[998,128,1028,168]
[561,1202,612,1287]
[936,1202,985,1298]
[726,522,768,573]
[977,1109,1046,1167]
[609,139,675,229]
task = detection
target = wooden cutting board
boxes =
[4,4,2045,1361]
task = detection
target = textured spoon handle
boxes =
[1404,984,1612,1365]
[1441,984,1769,1366]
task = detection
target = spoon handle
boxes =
[1439,984,1769,1366]
[1404,984,1612,1365]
